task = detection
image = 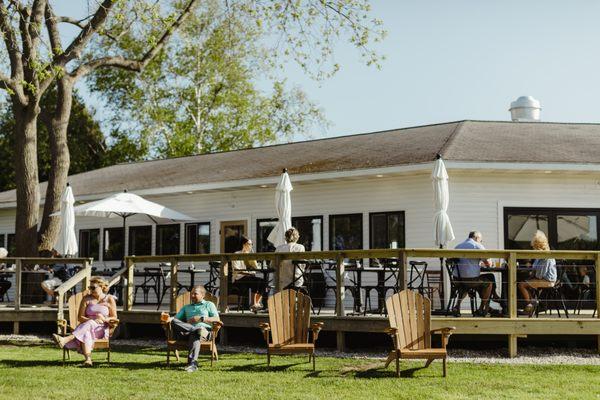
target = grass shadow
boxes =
[0,359,167,370]
[228,361,308,373]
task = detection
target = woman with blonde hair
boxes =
[517,230,557,315]
[53,276,118,366]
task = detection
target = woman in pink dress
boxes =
[53,276,117,366]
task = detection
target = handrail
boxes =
[107,266,128,288]
[55,267,91,296]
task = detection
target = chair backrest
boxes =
[67,291,87,330]
[386,289,431,351]
[175,290,219,311]
[267,289,311,346]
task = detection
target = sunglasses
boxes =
[88,285,98,290]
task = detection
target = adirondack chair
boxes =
[56,291,119,364]
[258,289,324,370]
[384,290,455,377]
[161,291,223,366]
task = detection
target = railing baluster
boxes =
[218,256,228,313]
[124,258,135,311]
[335,255,345,317]
[13,259,21,334]
[170,259,178,313]
[508,252,518,358]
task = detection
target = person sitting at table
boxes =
[163,285,220,372]
[452,231,497,317]
[40,249,76,306]
[0,248,10,300]
[518,230,557,316]
[230,236,268,312]
[52,276,118,367]
[275,227,306,290]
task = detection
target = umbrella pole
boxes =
[121,215,128,268]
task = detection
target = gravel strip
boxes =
[1,335,599,365]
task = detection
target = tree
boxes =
[90,7,326,158]
[0,1,384,256]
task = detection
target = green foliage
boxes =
[0,91,137,191]
[0,345,599,400]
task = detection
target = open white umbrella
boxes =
[53,184,78,256]
[267,169,293,248]
[432,155,455,247]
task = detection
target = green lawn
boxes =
[0,344,598,400]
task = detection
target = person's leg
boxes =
[478,281,493,313]
[518,282,531,303]
[171,318,195,339]
[185,327,208,371]
[81,343,93,365]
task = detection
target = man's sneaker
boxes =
[184,362,198,372]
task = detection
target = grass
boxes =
[0,344,599,400]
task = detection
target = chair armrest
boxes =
[258,322,271,345]
[57,319,67,335]
[211,321,224,338]
[310,322,324,343]
[430,326,455,349]
[384,327,398,337]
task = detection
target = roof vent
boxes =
[509,96,541,122]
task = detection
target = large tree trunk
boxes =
[38,79,73,253]
[13,102,41,257]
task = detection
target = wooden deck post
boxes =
[170,259,179,313]
[399,250,407,290]
[124,258,135,311]
[335,255,346,352]
[596,253,600,354]
[13,259,21,334]
[273,255,281,293]
[508,252,518,358]
[218,256,228,313]
[83,259,92,290]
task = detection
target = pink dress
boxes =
[65,296,111,353]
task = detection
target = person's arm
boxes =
[77,297,91,324]
[203,302,220,323]
[171,306,185,322]
[107,296,118,320]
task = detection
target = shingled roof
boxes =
[0,120,599,204]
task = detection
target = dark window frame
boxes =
[368,211,406,249]
[102,227,124,261]
[256,218,277,252]
[79,228,100,259]
[504,207,600,250]
[292,215,324,251]
[328,213,364,250]
[155,223,181,256]
[184,222,211,254]
[128,225,152,256]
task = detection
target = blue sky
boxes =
[62,1,600,140]
[281,0,600,137]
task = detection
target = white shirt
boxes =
[274,242,305,289]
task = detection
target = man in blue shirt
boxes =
[452,231,494,316]
[165,285,219,372]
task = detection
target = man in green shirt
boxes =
[165,285,219,372]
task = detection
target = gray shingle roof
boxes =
[0,120,599,204]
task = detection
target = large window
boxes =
[128,225,152,256]
[292,216,323,251]
[329,214,363,250]
[7,234,15,255]
[185,222,211,254]
[369,211,405,249]
[156,224,180,255]
[505,208,599,250]
[103,227,124,261]
[256,218,277,252]
[0,234,5,250]
[79,229,100,259]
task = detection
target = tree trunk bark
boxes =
[38,79,73,253]
[13,101,41,257]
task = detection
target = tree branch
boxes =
[71,0,199,80]
[56,15,92,29]
[0,0,26,103]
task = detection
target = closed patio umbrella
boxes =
[267,169,293,248]
[53,184,78,256]
[432,155,455,247]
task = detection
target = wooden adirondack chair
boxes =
[258,289,324,370]
[161,291,223,366]
[384,290,455,377]
[56,291,119,365]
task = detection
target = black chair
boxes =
[408,261,428,294]
[134,267,161,305]
[444,258,478,316]
[0,275,11,302]
[156,263,186,310]
[532,268,570,318]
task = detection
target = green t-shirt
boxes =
[175,300,219,330]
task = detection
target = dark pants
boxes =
[231,275,268,306]
[171,318,209,364]
[0,279,11,300]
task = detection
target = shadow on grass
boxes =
[0,359,168,370]
[227,361,309,372]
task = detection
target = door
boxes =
[220,220,248,253]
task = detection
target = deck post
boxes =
[13,259,21,334]
[596,253,600,354]
[273,255,281,293]
[399,250,407,290]
[124,258,135,311]
[335,254,346,352]
[219,256,228,313]
[83,259,92,290]
[170,259,179,313]
[508,252,518,357]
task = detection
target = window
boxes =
[369,211,405,249]
[79,229,100,259]
[0,234,5,249]
[7,233,15,255]
[329,214,363,250]
[256,218,277,252]
[103,227,124,261]
[185,222,211,254]
[292,216,323,251]
[504,208,600,250]
[156,224,180,255]
[128,225,152,256]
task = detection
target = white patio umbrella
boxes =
[53,184,78,256]
[267,169,293,248]
[432,155,455,247]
